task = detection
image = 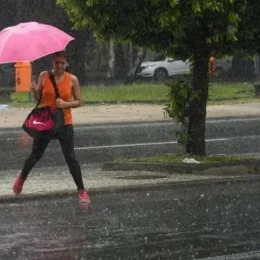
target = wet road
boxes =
[1,117,260,170]
[1,180,260,259]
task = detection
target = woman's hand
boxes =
[56,98,68,108]
[31,81,41,102]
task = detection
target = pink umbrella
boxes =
[0,21,74,64]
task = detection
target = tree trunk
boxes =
[107,39,115,79]
[114,43,127,80]
[125,48,146,83]
[188,52,209,155]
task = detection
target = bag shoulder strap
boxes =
[35,93,42,108]
[48,71,60,99]
[35,80,42,108]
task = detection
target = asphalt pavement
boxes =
[1,117,260,170]
[0,164,234,200]
[1,180,260,259]
[2,105,260,259]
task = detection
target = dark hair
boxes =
[53,51,70,72]
[54,51,68,59]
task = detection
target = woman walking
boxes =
[13,51,90,205]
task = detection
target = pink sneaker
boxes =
[78,190,91,204]
[13,173,25,195]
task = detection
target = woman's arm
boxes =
[31,71,46,102]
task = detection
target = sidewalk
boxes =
[1,102,260,200]
[1,165,259,202]
[1,102,260,128]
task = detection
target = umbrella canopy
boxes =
[0,21,74,64]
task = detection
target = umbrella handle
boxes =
[32,74,37,84]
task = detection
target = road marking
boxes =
[2,134,260,148]
[74,138,229,150]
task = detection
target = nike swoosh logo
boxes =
[32,120,45,125]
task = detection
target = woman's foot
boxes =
[78,189,91,204]
[13,173,25,195]
[78,190,91,210]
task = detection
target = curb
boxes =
[83,100,169,105]
[9,100,169,106]
[9,98,259,105]
[102,160,260,176]
[1,174,260,204]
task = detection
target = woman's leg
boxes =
[21,134,51,179]
[58,125,85,191]
[13,134,50,195]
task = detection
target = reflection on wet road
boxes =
[1,181,260,259]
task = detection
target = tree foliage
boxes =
[57,0,260,155]
[57,0,248,58]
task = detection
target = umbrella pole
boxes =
[28,92,32,102]
[29,63,36,103]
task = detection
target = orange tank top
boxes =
[41,72,73,125]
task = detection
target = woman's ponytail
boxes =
[65,66,70,73]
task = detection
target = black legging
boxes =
[21,125,85,191]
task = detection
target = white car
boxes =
[137,56,232,82]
